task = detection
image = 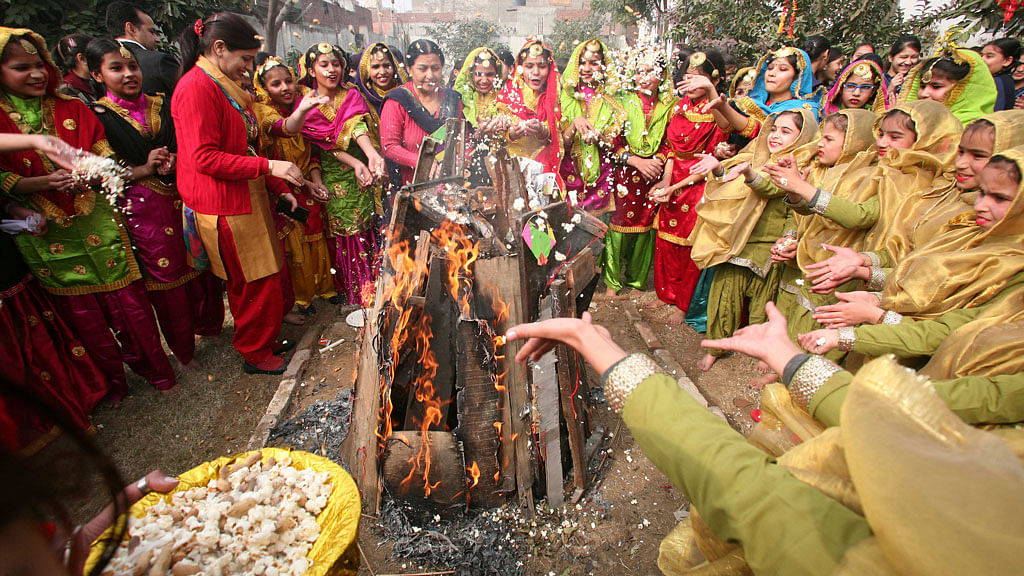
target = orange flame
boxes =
[467,461,481,489]
[431,220,479,318]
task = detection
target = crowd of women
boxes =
[2,5,1024,574]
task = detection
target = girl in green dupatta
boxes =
[900,38,997,124]
[559,38,626,217]
[601,42,677,298]
[453,46,507,187]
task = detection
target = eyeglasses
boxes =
[843,83,876,93]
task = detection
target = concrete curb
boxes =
[246,325,321,451]
[620,299,728,422]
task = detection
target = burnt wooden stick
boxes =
[550,279,589,495]
[403,256,458,431]
[455,320,506,508]
[342,261,396,515]
[381,431,466,506]
[485,147,513,243]
[534,296,563,508]
[474,255,535,513]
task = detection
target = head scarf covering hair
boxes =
[251,57,317,171]
[561,37,615,96]
[615,41,677,158]
[453,46,504,126]
[900,47,996,124]
[298,42,348,90]
[0,28,61,97]
[254,56,294,104]
[497,39,563,175]
[881,137,1024,325]
[823,58,891,116]
[354,42,408,114]
[728,66,756,99]
[690,107,819,268]
[868,99,963,255]
[735,47,821,121]
[792,109,879,269]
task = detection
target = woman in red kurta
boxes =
[649,52,729,325]
[380,40,463,186]
[172,13,304,375]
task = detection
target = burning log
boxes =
[343,140,607,517]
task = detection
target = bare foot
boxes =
[603,287,618,298]
[644,299,668,310]
[749,372,779,390]
[283,312,305,325]
[697,353,718,372]
[663,309,686,325]
[756,360,772,375]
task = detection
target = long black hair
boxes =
[178,12,261,78]
[52,34,93,74]
[0,378,128,576]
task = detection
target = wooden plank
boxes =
[562,244,598,302]
[403,256,458,431]
[474,256,534,514]
[381,431,467,507]
[550,279,588,495]
[534,297,563,508]
[455,320,506,508]
[412,137,438,184]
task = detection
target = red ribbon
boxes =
[194,18,205,36]
[1000,0,1021,22]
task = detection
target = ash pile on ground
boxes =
[376,495,527,576]
[268,391,352,462]
[375,489,623,576]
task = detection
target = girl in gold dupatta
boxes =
[803,151,1024,379]
[765,109,878,357]
[453,47,506,187]
[802,111,1024,330]
[689,108,817,370]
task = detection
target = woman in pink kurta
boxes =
[380,40,463,186]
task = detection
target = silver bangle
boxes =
[810,189,832,215]
[603,353,660,414]
[135,476,151,496]
[866,266,887,291]
[860,251,881,268]
[837,326,856,352]
[788,356,842,410]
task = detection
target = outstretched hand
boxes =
[506,311,626,376]
[701,302,801,376]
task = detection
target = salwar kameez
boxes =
[93,92,225,364]
[320,146,377,305]
[651,98,727,312]
[0,60,175,395]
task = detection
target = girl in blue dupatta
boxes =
[707,47,821,144]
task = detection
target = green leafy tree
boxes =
[547,13,610,62]
[423,18,507,70]
[668,0,939,67]
[929,0,1024,38]
[0,0,247,48]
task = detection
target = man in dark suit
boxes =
[105,1,179,96]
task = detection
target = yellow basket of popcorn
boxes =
[86,447,360,576]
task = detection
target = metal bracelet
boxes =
[603,353,660,414]
[880,310,903,325]
[810,188,832,215]
[837,326,856,352]
[866,266,887,291]
[788,356,842,410]
[860,251,881,268]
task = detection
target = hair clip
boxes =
[689,52,707,68]
[317,42,333,54]
[851,62,873,80]
[117,43,133,60]
[194,19,204,36]
[528,43,544,58]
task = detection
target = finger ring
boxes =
[780,177,789,187]
[135,476,151,495]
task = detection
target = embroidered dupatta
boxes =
[497,40,563,176]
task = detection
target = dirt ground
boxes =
[49,283,765,575]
